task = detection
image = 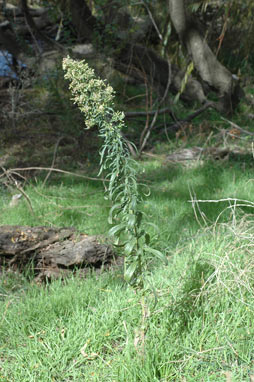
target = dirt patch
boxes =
[0,118,100,173]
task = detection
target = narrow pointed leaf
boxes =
[124,261,138,282]
[143,245,167,264]
[108,223,126,237]
[124,238,137,255]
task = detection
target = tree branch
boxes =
[163,101,215,133]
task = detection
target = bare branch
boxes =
[125,107,172,118]
[0,167,107,182]
[42,136,78,187]
[221,117,254,137]
[164,102,215,133]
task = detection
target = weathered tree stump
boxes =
[0,225,114,281]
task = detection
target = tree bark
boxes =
[0,225,114,281]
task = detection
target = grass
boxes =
[2,145,254,238]
[1,151,254,380]
[1,220,254,381]
[0,175,110,235]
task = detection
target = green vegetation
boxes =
[1,150,254,380]
[1,28,254,381]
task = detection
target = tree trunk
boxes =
[168,0,242,113]
[115,43,206,103]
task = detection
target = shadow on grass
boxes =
[173,260,216,331]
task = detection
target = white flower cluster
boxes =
[63,56,116,129]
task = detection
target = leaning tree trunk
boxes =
[115,43,207,104]
[168,0,242,114]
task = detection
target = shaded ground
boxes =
[0,117,99,171]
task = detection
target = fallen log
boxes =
[0,225,115,281]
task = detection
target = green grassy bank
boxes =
[1,154,254,381]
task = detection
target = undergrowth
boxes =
[1,153,254,380]
[1,217,254,381]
